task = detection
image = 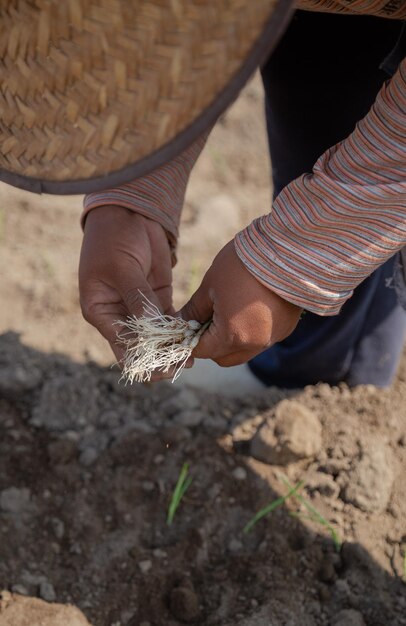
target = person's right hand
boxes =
[79,205,174,363]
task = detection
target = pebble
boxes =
[305,470,340,499]
[165,389,200,415]
[0,487,31,514]
[318,586,331,602]
[332,609,366,626]
[138,560,152,574]
[79,447,99,467]
[276,400,322,458]
[203,415,228,434]
[169,582,200,623]
[173,410,205,428]
[317,558,337,584]
[208,483,222,499]
[228,538,243,553]
[250,399,322,465]
[78,431,109,452]
[141,480,155,493]
[47,439,77,465]
[232,467,247,481]
[19,572,47,586]
[98,410,120,427]
[161,425,192,443]
[39,581,56,602]
[334,579,350,598]
[10,584,29,596]
[51,518,65,540]
[130,421,157,435]
[343,442,394,513]
[152,548,167,559]
[70,542,82,555]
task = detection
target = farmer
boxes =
[0,1,404,390]
[79,2,406,389]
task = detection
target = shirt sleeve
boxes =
[82,132,208,248]
[297,0,406,19]
[235,58,406,316]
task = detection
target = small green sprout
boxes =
[280,476,342,553]
[243,481,304,535]
[167,463,193,525]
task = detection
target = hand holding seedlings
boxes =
[179,241,302,367]
[116,297,210,383]
[79,206,174,363]
[80,211,301,374]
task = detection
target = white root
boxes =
[115,297,209,384]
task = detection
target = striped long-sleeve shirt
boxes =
[83,0,406,316]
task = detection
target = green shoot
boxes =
[280,475,342,553]
[167,463,193,525]
[243,481,304,535]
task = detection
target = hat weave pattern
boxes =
[0,0,283,190]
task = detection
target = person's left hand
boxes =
[79,205,174,364]
[179,240,302,367]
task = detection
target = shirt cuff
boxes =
[234,214,353,317]
[81,132,209,246]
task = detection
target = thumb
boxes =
[179,282,220,360]
[179,281,213,325]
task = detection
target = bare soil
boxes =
[0,75,405,626]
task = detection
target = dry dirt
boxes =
[0,75,405,626]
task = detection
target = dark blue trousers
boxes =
[249,11,406,388]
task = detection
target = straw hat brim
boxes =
[0,1,294,195]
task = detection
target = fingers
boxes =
[190,319,260,362]
[115,268,164,319]
[79,285,125,360]
[190,319,225,360]
[178,281,224,360]
[79,206,176,369]
[177,240,302,366]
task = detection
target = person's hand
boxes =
[179,240,302,367]
[79,205,174,362]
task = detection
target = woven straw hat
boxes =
[0,0,294,194]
